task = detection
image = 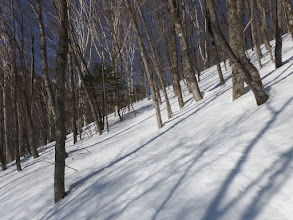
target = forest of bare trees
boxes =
[0,0,291,203]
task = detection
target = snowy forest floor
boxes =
[1,34,293,220]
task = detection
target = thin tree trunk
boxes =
[168,0,202,102]
[285,0,293,39]
[0,82,6,170]
[275,0,283,68]
[13,92,22,171]
[134,0,173,119]
[70,54,77,144]
[257,0,275,63]
[126,0,163,129]
[3,75,12,163]
[34,0,56,119]
[69,27,103,135]
[248,0,262,68]
[168,17,184,108]
[208,27,225,85]
[11,26,22,171]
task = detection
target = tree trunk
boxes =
[13,92,22,172]
[126,0,163,129]
[54,0,69,203]
[269,0,276,38]
[69,27,103,135]
[168,0,202,102]
[285,0,293,39]
[248,0,262,68]
[3,77,11,164]
[11,18,22,171]
[34,0,56,120]
[275,0,283,68]
[227,0,245,100]
[206,0,269,106]
[168,16,184,108]
[70,55,77,144]
[207,25,225,85]
[257,0,275,63]
[0,83,6,170]
[134,0,173,119]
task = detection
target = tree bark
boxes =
[227,0,245,100]
[69,25,103,135]
[0,81,6,170]
[126,0,163,129]
[248,0,262,68]
[54,0,69,203]
[34,0,56,120]
[11,10,22,171]
[168,15,184,108]
[70,54,77,144]
[285,0,293,39]
[257,0,275,63]
[275,0,283,68]
[135,0,173,119]
[168,0,202,102]
[2,71,12,164]
[206,0,269,106]
[207,25,225,85]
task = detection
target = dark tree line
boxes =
[0,0,291,203]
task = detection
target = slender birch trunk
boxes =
[126,0,163,129]
[284,0,293,39]
[168,0,202,102]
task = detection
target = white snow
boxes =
[1,34,293,220]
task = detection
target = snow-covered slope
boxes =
[1,34,293,220]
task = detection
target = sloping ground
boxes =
[1,34,293,220]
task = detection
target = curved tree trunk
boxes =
[206,0,269,106]
[207,26,225,85]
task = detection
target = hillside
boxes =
[1,34,293,220]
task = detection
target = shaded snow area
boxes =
[2,34,293,220]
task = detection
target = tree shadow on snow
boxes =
[41,83,232,220]
[262,59,293,86]
[68,106,155,156]
[201,96,293,220]
[67,88,230,194]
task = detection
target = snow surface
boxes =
[1,34,293,220]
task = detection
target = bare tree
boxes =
[33,0,56,120]
[275,0,283,68]
[206,0,269,106]
[125,0,163,129]
[168,0,203,102]
[285,0,293,39]
[54,0,69,203]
